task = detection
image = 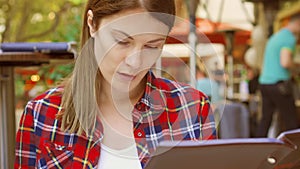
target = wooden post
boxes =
[0,66,16,169]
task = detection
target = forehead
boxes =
[98,9,170,36]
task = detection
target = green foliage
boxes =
[52,10,82,42]
[39,63,74,85]
[1,0,82,105]
[14,76,25,99]
[68,0,86,5]
[0,0,86,42]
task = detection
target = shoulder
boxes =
[152,77,208,103]
[150,77,216,139]
[31,86,63,113]
[25,86,64,125]
[276,29,296,44]
[32,86,64,102]
[283,29,296,41]
[17,86,64,142]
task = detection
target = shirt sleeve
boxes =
[14,101,37,169]
[281,35,296,54]
[199,95,217,140]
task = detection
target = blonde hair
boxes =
[59,39,101,135]
[59,0,176,136]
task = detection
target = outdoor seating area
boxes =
[1,0,300,169]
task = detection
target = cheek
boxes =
[99,48,126,73]
[94,38,106,65]
[94,37,124,68]
[107,48,127,66]
[140,49,161,68]
[93,31,116,64]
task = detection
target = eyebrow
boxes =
[112,29,134,40]
[147,38,166,43]
[111,29,166,43]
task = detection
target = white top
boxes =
[97,143,142,169]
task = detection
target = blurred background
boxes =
[1,0,300,168]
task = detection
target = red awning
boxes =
[166,18,251,46]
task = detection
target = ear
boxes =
[87,10,96,37]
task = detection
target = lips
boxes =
[117,72,136,81]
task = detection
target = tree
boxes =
[0,0,85,43]
[0,0,85,107]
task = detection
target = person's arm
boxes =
[198,93,217,140]
[280,48,300,70]
[280,48,294,68]
[14,101,37,169]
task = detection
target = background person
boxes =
[196,66,221,106]
[256,13,300,137]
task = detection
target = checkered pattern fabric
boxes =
[15,71,216,169]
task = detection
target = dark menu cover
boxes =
[145,129,300,169]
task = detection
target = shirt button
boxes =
[134,129,145,138]
[136,104,142,111]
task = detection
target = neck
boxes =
[99,77,146,107]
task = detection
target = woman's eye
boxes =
[115,39,130,45]
[145,45,159,49]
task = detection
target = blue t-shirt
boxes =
[196,78,221,104]
[259,29,296,84]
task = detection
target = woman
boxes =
[15,0,217,168]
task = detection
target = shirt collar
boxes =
[132,70,167,123]
[84,115,102,146]
[92,70,166,142]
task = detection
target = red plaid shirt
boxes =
[15,71,216,169]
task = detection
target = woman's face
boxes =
[89,8,169,93]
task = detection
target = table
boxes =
[0,51,74,169]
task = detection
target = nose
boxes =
[125,46,142,69]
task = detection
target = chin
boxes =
[111,80,136,92]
